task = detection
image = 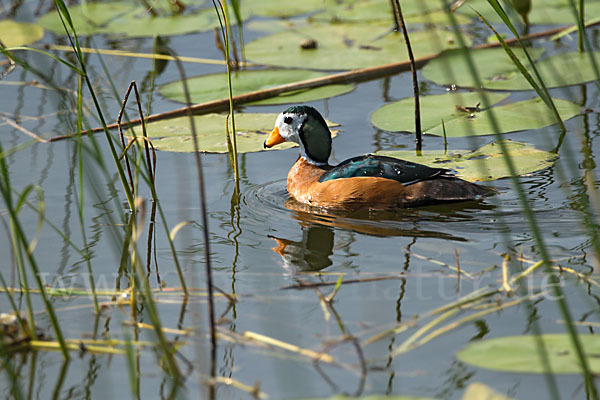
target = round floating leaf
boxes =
[315,0,470,24]
[246,22,470,70]
[132,113,338,153]
[114,9,219,37]
[298,396,433,400]
[317,0,440,21]
[371,92,509,134]
[160,69,355,106]
[457,0,600,25]
[422,47,545,89]
[457,334,600,374]
[423,48,600,90]
[375,140,557,182]
[243,0,326,17]
[479,52,600,90]
[372,93,581,136]
[38,2,223,37]
[0,20,44,46]
[38,2,138,35]
[462,383,514,400]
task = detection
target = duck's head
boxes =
[264,105,332,166]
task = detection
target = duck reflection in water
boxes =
[268,197,496,273]
[269,223,334,272]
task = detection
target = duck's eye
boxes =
[284,116,293,125]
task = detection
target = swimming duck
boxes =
[264,106,492,211]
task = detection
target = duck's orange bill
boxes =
[264,126,285,148]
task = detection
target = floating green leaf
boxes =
[462,383,514,400]
[371,92,580,136]
[375,140,557,182]
[132,113,338,153]
[423,48,600,90]
[422,47,544,88]
[39,2,138,35]
[246,22,470,70]
[457,334,600,374]
[114,10,219,37]
[315,0,470,24]
[160,69,355,106]
[318,0,440,21]
[371,92,508,134]
[242,0,326,17]
[38,2,223,37]
[0,20,44,46]
[298,396,433,400]
[457,0,600,25]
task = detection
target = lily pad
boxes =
[132,113,338,153]
[319,0,442,20]
[299,396,433,400]
[0,20,44,46]
[38,2,223,37]
[315,0,471,24]
[457,334,600,374]
[372,92,508,134]
[242,0,326,17]
[114,10,219,37]
[159,69,355,106]
[462,383,513,400]
[245,22,470,70]
[375,140,557,182]
[457,0,600,25]
[371,92,581,136]
[423,48,600,90]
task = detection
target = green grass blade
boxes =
[449,2,598,397]
[2,46,83,74]
[482,1,566,132]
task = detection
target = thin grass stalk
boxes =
[47,44,240,66]
[578,0,584,52]
[117,82,189,294]
[392,0,422,149]
[131,83,161,279]
[52,0,134,209]
[27,353,37,399]
[483,1,566,132]
[0,333,24,400]
[229,0,246,66]
[169,51,217,384]
[471,6,600,375]
[448,2,597,397]
[432,5,559,398]
[75,73,100,315]
[0,167,68,357]
[117,81,189,293]
[0,272,28,336]
[129,202,181,379]
[116,217,133,290]
[0,160,36,338]
[389,0,400,31]
[415,292,547,350]
[50,360,69,399]
[9,219,36,337]
[213,0,240,186]
[124,330,139,398]
[566,0,600,83]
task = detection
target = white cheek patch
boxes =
[277,113,304,144]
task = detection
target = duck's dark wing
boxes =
[318,154,450,185]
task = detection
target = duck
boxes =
[263,105,493,211]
